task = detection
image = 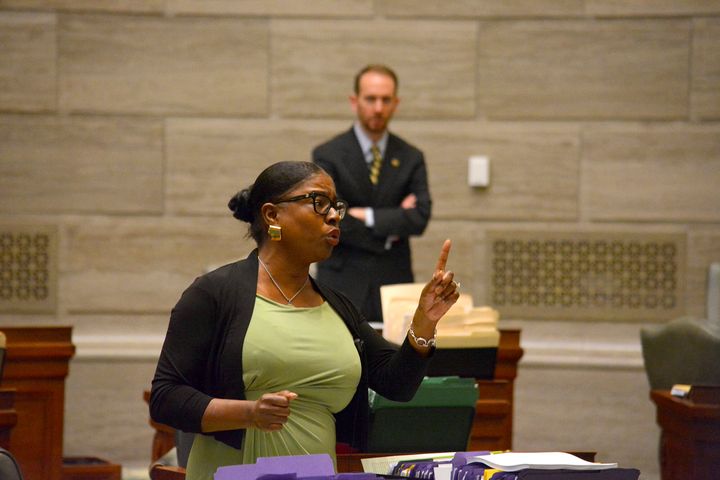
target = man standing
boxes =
[312,64,432,323]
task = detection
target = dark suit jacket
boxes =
[312,127,432,322]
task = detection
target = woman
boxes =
[150,161,459,478]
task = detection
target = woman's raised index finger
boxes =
[435,239,452,272]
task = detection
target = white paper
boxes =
[472,452,618,471]
[433,463,453,480]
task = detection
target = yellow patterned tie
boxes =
[369,145,383,185]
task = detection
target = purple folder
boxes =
[214,454,336,480]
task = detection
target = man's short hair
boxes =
[354,64,399,95]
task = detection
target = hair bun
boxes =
[228,189,254,222]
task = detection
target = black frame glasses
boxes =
[275,192,347,220]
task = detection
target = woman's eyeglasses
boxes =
[275,192,347,220]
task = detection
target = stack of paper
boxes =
[471,452,618,471]
[436,306,500,348]
[380,283,500,348]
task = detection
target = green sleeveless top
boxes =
[185,295,362,480]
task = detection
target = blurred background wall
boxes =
[1,1,719,479]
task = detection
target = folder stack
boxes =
[381,285,499,347]
[363,451,641,480]
[434,306,500,349]
[214,454,380,480]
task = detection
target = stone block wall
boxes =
[1,1,719,477]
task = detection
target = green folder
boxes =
[367,376,477,453]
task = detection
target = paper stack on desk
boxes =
[471,452,618,471]
[435,306,500,348]
[380,283,500,348]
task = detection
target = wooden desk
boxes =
[2,327,121,480]
[2,326,75,480]
[651,389,720,480]
[469,329,523,451]
[0,388,17,450]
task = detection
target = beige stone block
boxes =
[167,0,372,16]
[64,359,157,463]
[69,313,170,337]
[515,366,659,477]
[411,220,485,305]
[166,118,349,215]
[686,230,720,318]
[478,20,690,119]
[58,14,268,116]
[173,118,579,221]
[62,216,255,314]
[0,12,56,112]
[0,115,163,214]
[0,0,163,11]
[0,313,60,327]
[271,19,477,119]
[583,124,720,222]
[396,120,580,220]
[692,19,720,119]
[381,0,583,17]
[586,0,720,16]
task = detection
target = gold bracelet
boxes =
[409,325,436,348]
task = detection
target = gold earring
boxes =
[268,225,282,241]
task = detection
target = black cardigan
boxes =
[149,249,431,451]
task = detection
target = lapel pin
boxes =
[391,158,400,168]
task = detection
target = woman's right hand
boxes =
[251,390,298,431]
[201,391,298,433]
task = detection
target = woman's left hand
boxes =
[412,239,460,337]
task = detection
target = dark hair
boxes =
[353,64,398,95]
[228,161,324,244]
